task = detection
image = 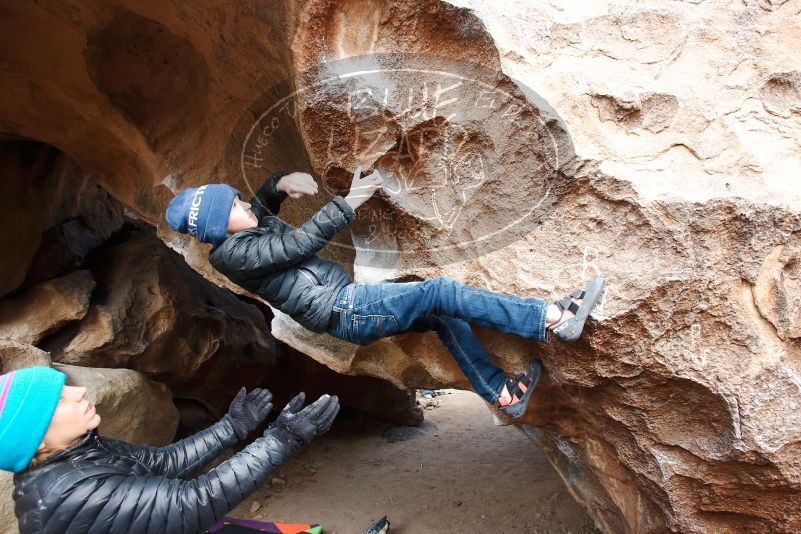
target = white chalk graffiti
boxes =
[688,323,709,369]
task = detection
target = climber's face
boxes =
[228,197,259,234]
[39,385,101,452]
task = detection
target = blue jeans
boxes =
[326,276,548,403]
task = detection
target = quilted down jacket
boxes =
[12,417,296,534]
[209,172,356,333]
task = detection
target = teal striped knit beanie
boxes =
[0,367,66,473]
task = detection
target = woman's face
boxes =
[228,197,259,234]
[39,385,101,451]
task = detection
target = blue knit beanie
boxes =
[165,184,240,246]
[0,367,66,473]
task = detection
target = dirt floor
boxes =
[234,390,598,534]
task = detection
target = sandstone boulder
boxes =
[50,227,278,411]
[0,340,51,373]
[0,142,124,297]
[0,270,95,346]
[273,3,801,532]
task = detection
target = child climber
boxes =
[166,168,604,419]
[4,366,339,534]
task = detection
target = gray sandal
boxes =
[549,276,605,342]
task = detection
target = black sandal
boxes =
[549,276,605,342]
[498,360,542,419]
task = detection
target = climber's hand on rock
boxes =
[345,166,383,210]
[224,387,274,440]
[266,392,340,447]
[277,172,319,199]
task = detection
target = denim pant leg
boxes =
[328,282,411,343]
[327,283,357,342]
[332,278,548,343]
[381,276,549,342]
[327,284,506,402]
[335,280,543,403]
[413,315,507,403]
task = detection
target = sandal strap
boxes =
[555,297,580,315]
[506,374,533,401]
[571,289,586,299]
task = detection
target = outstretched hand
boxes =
[344,166,383,210]
[267,392,339,446]
[276,172,319,199]
[224,387,274,440]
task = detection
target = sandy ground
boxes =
[234,390,598,534]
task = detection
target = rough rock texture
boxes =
[0,474,13,534]
[450,0,801,208]
[282,3,801,532]
[0,340,51,373]
[48,227,279,410]
[0,1,800,533]
[54,363,180,446]
[0,270,95,345]
[0,141,125,297]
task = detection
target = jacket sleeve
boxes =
[99,417,239,479]
[33,433,301,534]
[250,172,289,218]
[213,195,356,276]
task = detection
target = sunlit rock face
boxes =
[1,0,799,532]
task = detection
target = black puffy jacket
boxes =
[209,173,356,333]
[13,418,297,534]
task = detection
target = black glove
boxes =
[266,392,339,448]
[224,387,274,440]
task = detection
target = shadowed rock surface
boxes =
[0,270,95,345]
[48,225,279,410]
